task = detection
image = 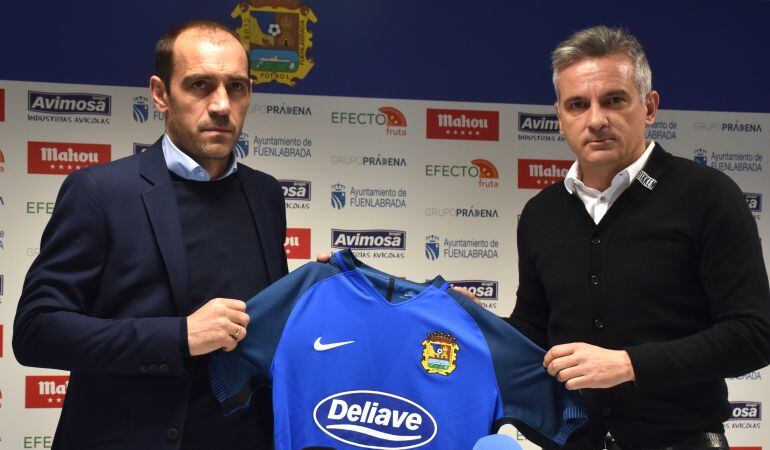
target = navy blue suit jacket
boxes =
[13,140,289,449]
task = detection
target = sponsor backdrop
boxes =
[1,2,770,449]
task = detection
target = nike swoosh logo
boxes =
[314,337,355,351]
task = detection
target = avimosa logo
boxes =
[25,375,69,408]
[518,113,559,134]
[313,390,437,448]
[331,230,406,251]
[448,280,498,300]
[425,159,499,188]
[426,108,499,141]
[28,141,111,175]
[518,159,572,189]
[27,91,111,115]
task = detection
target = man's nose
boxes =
[586,103,608,131]
[208,84,231,117]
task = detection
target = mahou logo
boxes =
[26,375,69,408]
[28,141,111,175]
[518,159,572,189]
[285,228,311,259]
[426,108,499,141]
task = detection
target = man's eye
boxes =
[230,82,247,92]
[568,101,586,110]
[191,80,207,89]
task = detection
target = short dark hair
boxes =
[154,19,249,93]
[551,26,652,102]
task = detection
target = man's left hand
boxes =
[543,342,635,390]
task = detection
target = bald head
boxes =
[154,20,249,94]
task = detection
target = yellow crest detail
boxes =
[231,1,317,86]
[421,331,459,376]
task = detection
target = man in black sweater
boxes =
[509,26,770,449]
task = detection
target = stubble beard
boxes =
[166,114,237,164]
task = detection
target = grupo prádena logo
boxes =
[313,390,437,449]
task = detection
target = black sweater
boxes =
[171,172,273,450]
[510,144,770,448]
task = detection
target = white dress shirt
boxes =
[563,140,656,224]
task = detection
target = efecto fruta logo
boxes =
[331,106,408,136]
[421,331,459,376]
[379,106,407,136]
[27,91,111,125]
[694,148,707,166]
[331,183,346,209]
[231,0,317,86]
[424,159,499,188]
[132,96,149,123]
[234,133,249,159]
[425,235,440,261]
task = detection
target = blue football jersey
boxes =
[210,250,586,449]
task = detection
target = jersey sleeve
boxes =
[209,261,341,415]
[447,289,587,447]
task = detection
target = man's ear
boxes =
[554,102,564,135]
[644,90,660,126]
[149,75,169,114]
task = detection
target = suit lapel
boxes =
[140,141,191,314]
[237,167,284,282]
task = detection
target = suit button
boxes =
[166,427,179,442]
[150,364,159,373]
[593,318,605,329]
[602,406,612,416]
[160,363,170,373]
[139,364,149,373]
[590,275,600,285]
[591,236,601,244]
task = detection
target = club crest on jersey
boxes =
[421,331,459,376]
